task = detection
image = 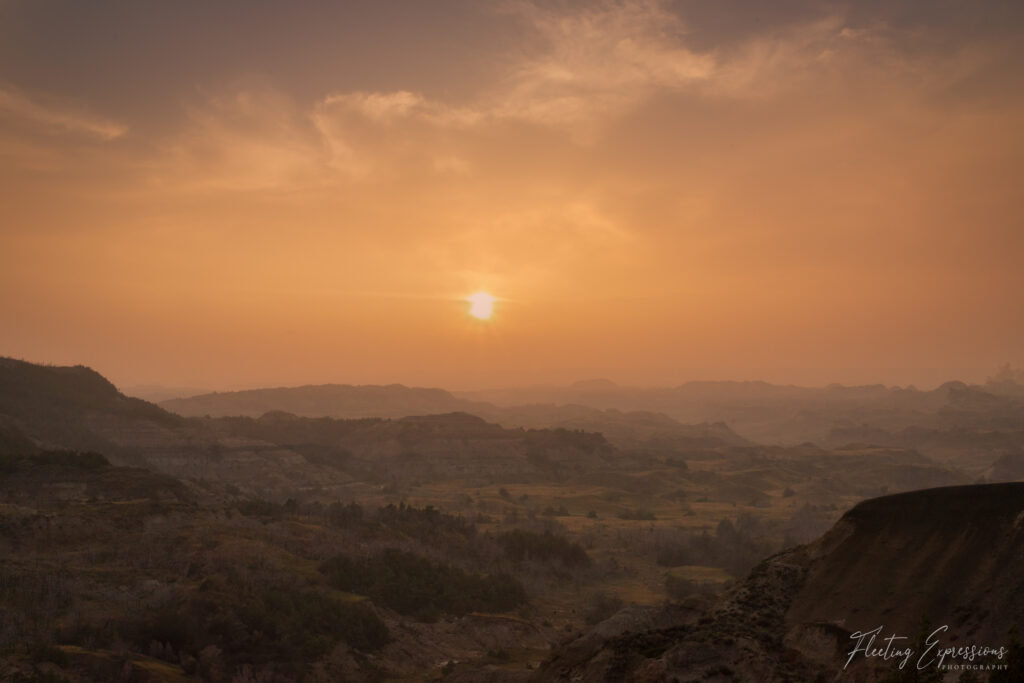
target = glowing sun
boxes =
[466,291,496,320]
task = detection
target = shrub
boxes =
[496,529,591,568]
[128,584,390,676]
[320,548,526,619]
[617,509,656,521]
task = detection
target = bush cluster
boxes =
[320,548,526,621]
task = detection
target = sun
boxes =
[466,291,496,320]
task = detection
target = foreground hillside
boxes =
[540,483,1024,682]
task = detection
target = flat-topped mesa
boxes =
[843,481,1024,526]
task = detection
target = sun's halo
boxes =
[466,291,496,320]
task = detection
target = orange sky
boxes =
[1,1,1022,390]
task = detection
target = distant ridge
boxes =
[161,383,752,448]
[461,376,1024,445]
[568,378,620,391]
[161,383,476,419]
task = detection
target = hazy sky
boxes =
[1,0,1022,390]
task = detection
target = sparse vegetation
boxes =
[496,529,591,568]
[319,549,526,621]
[655,515,778,576]
[617,508,656,521]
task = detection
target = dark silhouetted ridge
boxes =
[843,481,1024,526]
[0,356,177,424]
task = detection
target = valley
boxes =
[1,357,1022,681]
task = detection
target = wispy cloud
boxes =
[311,1,717,144]
[147,89,323,192]
[113,0,1024,195]
[0,86,126,140]
[302,1,906,149]
[310,91,480,176]
[491,0,714,131]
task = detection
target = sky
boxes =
[1,0,1022,391]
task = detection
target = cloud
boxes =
[491,0,714,131]
[303,1,936,148]
[147,89,324,192]
[167,0,984,192]
[309,90,481,176]
[95,0,1024,198]
[0,86,126,140]
[311,1,717,143]
[319,91,481,126]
